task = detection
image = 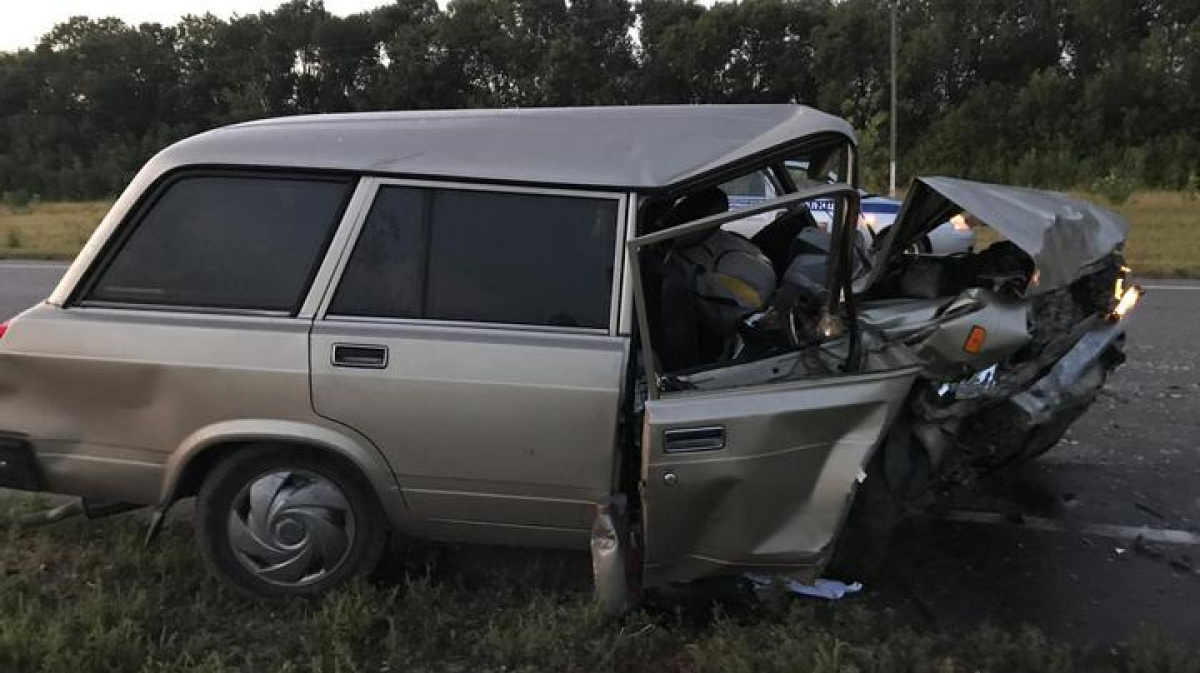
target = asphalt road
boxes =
[874,278,1200,644]
[0,261,66,319]
[2,261,1198,644]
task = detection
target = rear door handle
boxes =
[331,343,389,369]
[663,426,725,454]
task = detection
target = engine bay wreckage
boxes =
[618,168,1139,601]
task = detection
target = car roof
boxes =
[149,105,855,191]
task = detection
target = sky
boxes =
[0,1,390,52]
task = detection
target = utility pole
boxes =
[889,0,898,197]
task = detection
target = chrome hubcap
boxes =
[228,469,355,587]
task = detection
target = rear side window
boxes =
[330,186,619,330]
[87,174,351,312]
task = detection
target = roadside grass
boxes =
[0,201,108,260]
[1102,190,1200,279]
[2,191,1196,277]
[2,496,1197,673]
[971,190,1199,278]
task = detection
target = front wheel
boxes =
[195,446,386,599]
[826,420,929,580]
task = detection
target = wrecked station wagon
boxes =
[0,105,1139,602]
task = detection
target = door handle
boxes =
[663,426,725,454]
[331,343,389,369]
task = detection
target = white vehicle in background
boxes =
[721,171,975,255]
[857,193,976,255]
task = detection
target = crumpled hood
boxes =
[878,177,1129,291]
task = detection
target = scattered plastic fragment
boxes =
[1169,554,1195,574]
[744,574,863,600]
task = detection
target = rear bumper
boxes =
[0,433,44,491]
[0,434,163,504]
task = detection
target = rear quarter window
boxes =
[85,174,351,313]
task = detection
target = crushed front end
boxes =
[861,177,1139,487]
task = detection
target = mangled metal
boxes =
[872,177,1130,291]
[859,289,1031,381]
[855,180,1139,482]
[591,495,636,615]
[630,171,1137,588]
[638,369,917,586]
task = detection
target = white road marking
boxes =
[1141,284,1200,291]
[934,509,1200,546]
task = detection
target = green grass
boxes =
[971,190,1200,278]
[2,191,1197,277]
[2,495,1198,673]
[0,201,108,260]
[1103,190,1200,279]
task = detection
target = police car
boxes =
[721,172,975,255]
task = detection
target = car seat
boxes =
[649,188,777,371]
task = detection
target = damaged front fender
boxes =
[859,289,1032,381]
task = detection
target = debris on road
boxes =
[1134,501,1167,521]
[1169,554,1195,574]
[14,499,141,530]
[745,574,864,600]
[1133,535,1165,560]
[15,501,82,529]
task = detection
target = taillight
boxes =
[0,322,7,339]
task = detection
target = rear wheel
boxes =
[196,446,386,599]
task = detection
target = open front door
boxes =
[627,183,919,585]
[639,370,916,585]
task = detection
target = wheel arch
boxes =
[161,420,409,529]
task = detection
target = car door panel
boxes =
[311,320,627,534]
[640,368,917,585]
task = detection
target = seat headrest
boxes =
[660,188,729,228]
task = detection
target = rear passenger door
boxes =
[310,180,630,546]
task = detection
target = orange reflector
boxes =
[963,326,987,354]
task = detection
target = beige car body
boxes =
[0,106,1130,590]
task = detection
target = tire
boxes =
[195,445,386,599]
[825,453,903,581]
[826,420,928,581]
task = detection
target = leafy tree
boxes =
[0,0,1196,199]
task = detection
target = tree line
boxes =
[0,0,1197,201]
